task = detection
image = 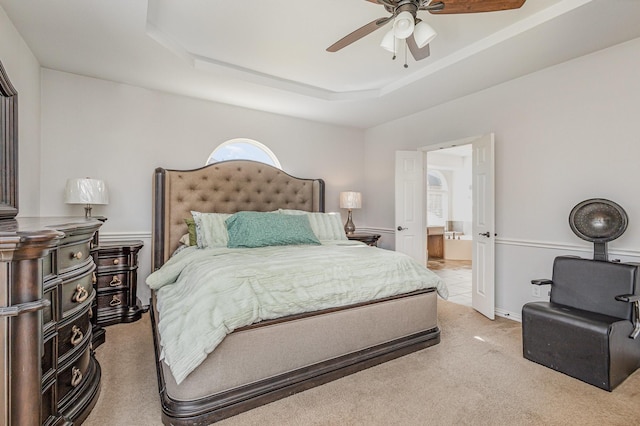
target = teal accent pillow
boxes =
[226,211,321,248]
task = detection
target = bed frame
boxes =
[150,160,441,425]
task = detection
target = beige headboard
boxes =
[152,160,325,270]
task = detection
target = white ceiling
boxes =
[2,0,640,128]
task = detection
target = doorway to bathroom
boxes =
[426,144,473,307]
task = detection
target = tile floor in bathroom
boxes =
[427,258,472,307]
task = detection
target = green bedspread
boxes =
[147,241,447,384]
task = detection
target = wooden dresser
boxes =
[0,217,102,425]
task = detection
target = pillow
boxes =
[278,209,347,241]
[184,218,197,246]
[190,211,232,248]
[226,211,321,248]
[178,233,191,246]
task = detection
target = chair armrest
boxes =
[531,279,553,286]
[615,294,640,339]
[615,294,640,303]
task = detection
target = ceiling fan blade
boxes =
[429,0,526,14]
[407,34,431,61]
[326,16,392,52]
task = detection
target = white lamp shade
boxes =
[340,191,362,209]
[380,30,395,52]
[65,178,109,205]
[413,21,437,48]
[393,11,415,40]
[381,30,404,53]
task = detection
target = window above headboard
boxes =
[206,138,281,169]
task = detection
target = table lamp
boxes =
[340,191,362,235]
[65,178,109,217]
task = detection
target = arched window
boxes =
[206,138,281,168]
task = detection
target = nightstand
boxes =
[95,240,145,326]
[346,233,381,247]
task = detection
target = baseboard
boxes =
[495,308,521,322]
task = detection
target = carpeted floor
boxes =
[85,300,640,425]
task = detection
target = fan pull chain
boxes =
[404,41,408,68]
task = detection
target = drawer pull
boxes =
[71,367,83,387]
[92,272,97,284]
[73,285,89,303]
[113,259,120,265]
[72,251,83,260]
[109,276,122,287]
[88,308,93,319]
[70,325,84,346]
[109,296,122,307]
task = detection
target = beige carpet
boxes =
[85,301,640,425]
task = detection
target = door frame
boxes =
[420,134,495,319]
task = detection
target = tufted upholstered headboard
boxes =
[152,160,325,270]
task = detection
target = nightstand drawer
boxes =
[97,254,130,268]
[58,241,92,273]
[58,310,91,361]
[97,291,128,310]
[96,272,128,290]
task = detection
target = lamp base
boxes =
[84,205,93,217]
[344,209,356,235]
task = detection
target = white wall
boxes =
[0,5,41,216]
[364,37,640,318]
[40,69,366,302]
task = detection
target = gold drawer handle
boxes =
[109,276,122,287]
[92,272,97,284]
[71,367,83,387]
[113,259,120,265]
[72,251,83,260]
[88,308,93,319]
[70,325,84,346]
[73,285,89,303]
[109,296,122,307]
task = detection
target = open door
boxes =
[395,151,425,264]
[471,133,495,319]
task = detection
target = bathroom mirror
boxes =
[0,60,18,219]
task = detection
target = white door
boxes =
[395,151,425,264]
[472,133,496,319]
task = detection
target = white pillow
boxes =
[278,209,347,241]
[190,211,232,248]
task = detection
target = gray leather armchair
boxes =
[522,256,640,391]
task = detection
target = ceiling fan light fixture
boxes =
[380,30,396,53]
[413,21,437,48]
[393,11,414,39]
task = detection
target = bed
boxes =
[149,160,446,425]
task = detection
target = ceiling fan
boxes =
[327,0,527,63]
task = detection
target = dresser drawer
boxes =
[41,380,56,425]
[96,272,128,290]
[98,291,128,310]
[42,333,56,383]
[58,310,91,361]
[42,286,57,331]
[61,271,94,318]
[58,241,92,273]
[58,342,91,406]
